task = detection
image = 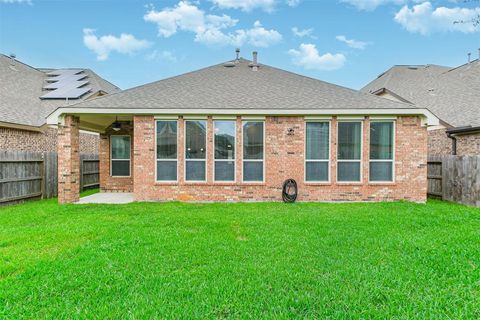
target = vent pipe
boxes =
[235,48,240,61]
[478,48,480,60]
[468,52,471,63]
[252,51,258,71]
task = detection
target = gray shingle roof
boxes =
[361,61,480,127]
[0,54,120,128]
[58,58,416,112]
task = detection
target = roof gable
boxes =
[59,58,414,112]
[361,61,480,127]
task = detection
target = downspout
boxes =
[446,132,457,155]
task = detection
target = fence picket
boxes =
[428,155,480,207]
[0,151,98,206]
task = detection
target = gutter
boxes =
[445,126,480,155]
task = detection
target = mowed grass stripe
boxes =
[0,199,479,319]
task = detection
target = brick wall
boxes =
[124,115,428,203]
[456,132,480,155]
[428,128,452,156]
[0,126,99,154]
[58,115,80,204]
[99,122,134,192]
[427,128,480,155]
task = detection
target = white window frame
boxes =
[337,120,363,183]
[155,119,179,183]
[110,135,131,178]
[184,119,207,183]
[241,120,265,183]
[304,120,331,183]
[368,120,395,183]
[213,120,236,183]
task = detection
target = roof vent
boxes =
[235,48,240,62]
[224,61,235,67]
[249,51,259,71]
[407,66,418,70]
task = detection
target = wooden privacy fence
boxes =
[428,155,480,207]
[0,151,99,205]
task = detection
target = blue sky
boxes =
[0,0,479,90]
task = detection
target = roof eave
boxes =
[46,107,440,128]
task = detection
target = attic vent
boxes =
[224,62,235,67]
[40,69,92,99]
[407,66,418,70]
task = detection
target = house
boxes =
[46,52,439,204]
[0,54,120,153]
[361,57,480,156]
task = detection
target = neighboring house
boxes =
[46,52,439,204]
[0,54,120,153]
[361,58,480,156]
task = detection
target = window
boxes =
[242,121,264,182]
[305,122,330,182]
[156,120,178,181]
[185,120,207,181]
[337,121,362,182]
[214,120,236,181]
[110,135,130,177]
[369,121,394,182]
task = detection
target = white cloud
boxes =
[239,20,282,47]
[336,35,370,49]
[83,29,151,61]
[210,0,277,12]
[145,2,282,47]
[340,0,406,11]
[146,50,177,62]
[144,1,238,37]
[195,20,282,47]
[394,2,480,34]
[288,43,346,71]
[0,0,32,4]
[292,27,315,38]
[286,0,301,7]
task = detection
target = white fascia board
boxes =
[46,107,440,126]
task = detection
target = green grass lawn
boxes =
[0,199,479,319]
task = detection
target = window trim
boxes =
[184,119,207,183]
[241,120,265,183]
[213,120,236,183]
[110,135,131,178]
[155,119,179,183]
[368,120,396,183]
[336,120,363,183]
[304,120,331,183]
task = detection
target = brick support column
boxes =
[58,115,80,204]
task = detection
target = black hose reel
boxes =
[282,179,298,203]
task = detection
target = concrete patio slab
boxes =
[76,192,134,204]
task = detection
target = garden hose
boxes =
[282,179,298,203]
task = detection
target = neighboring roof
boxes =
[0,54,120,128]
[361,61,480,127]
[54,58,417,112]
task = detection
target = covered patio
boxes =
[56,114,134,204]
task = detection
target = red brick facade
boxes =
[57,115,80,204]
[99,115,429,203]
[0,126,99,154]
